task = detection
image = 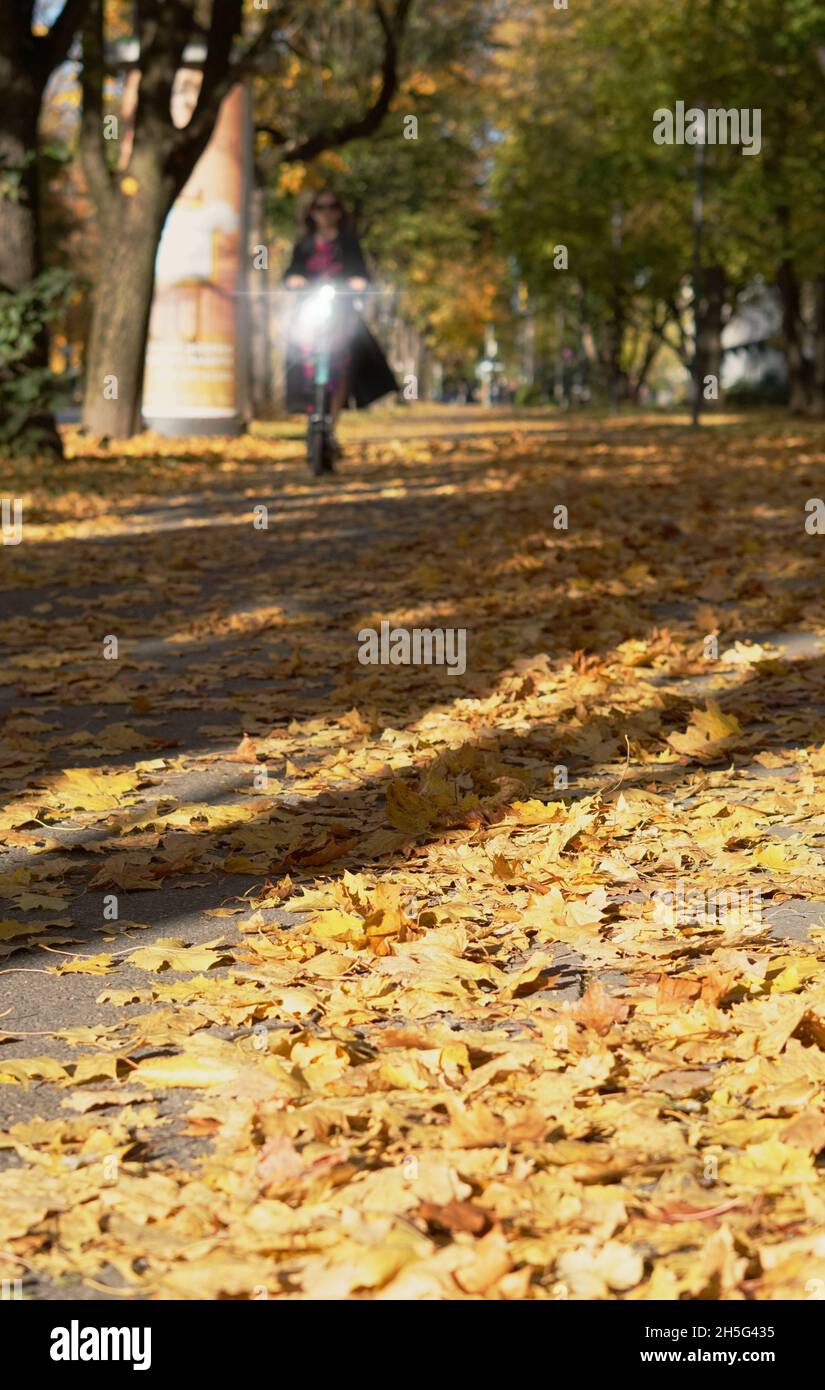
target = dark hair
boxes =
[302,190,355,237]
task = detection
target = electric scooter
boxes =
[297,282,338,477]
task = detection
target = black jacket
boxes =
[284,230,370,284]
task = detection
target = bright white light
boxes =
[301,283,336,331]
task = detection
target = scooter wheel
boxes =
[307,417,335,476]
[307,423,326,476]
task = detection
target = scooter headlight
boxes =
[303,283,336,328]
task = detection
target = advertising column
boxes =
[142,76,251,436]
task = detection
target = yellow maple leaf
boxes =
[125,937,230,973]
[0,919,49,941]
[0,1057,68,1084]
[51,767,140,810]
[69,1055,122,1085]
[721,1139,816,1188]
[378,1054,432,1091]
[509,799,568,824]
[753,840,819,874]
[667,701,741,761]
[131,1054,241,1088]
[49,954,113,975]
[309,910,367,947]
[385,779,434,833]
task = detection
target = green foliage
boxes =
[0,269,73,456]
[492,0,825,395]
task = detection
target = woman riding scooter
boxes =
[283,191,398,468]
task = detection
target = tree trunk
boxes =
[82,188,167,437]
[0,60,64,455]
[0,78,40,292]
[777,258,811,413]
[699,263,725,409]
[607,297,625,408]
[810,274,825,417]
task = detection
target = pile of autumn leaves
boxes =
[3,757,825,1299]
[2,420,825,1300]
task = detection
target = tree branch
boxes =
[230,2,296,79]
[130,0,193,158]
[39,0,91,78]
[628,304,674,392]
[664,295,693,365]
[165,2,295,196]
[256,123,289,145]
[271,0,414,163]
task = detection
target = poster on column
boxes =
[142,75,249,434]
